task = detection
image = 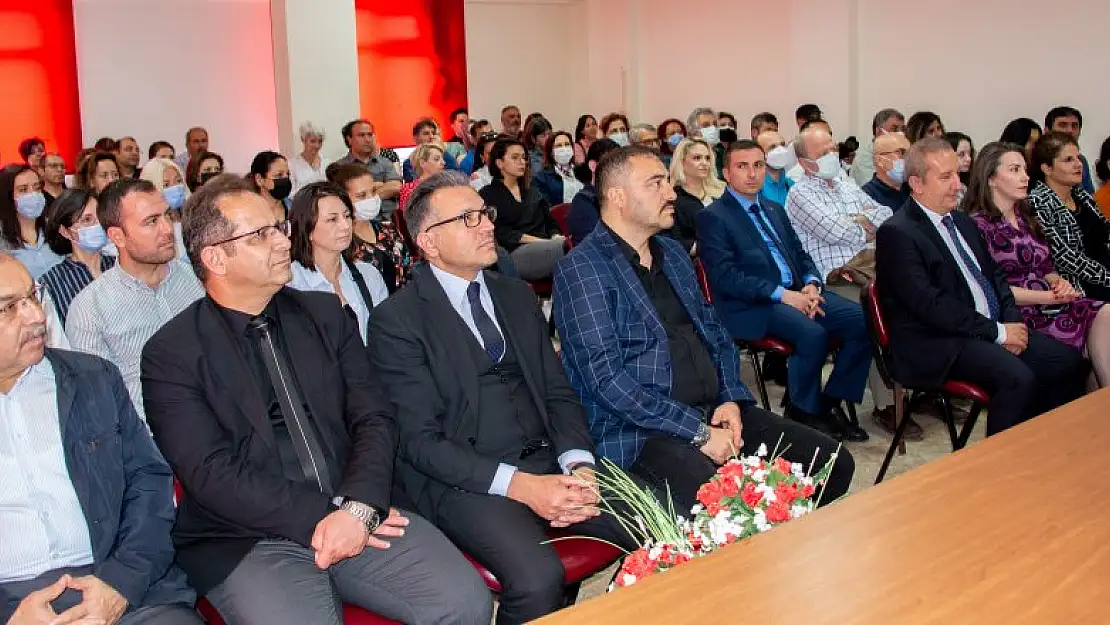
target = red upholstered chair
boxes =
[550,203,572,236]
[861,281,987,484]
[464,533,623,606]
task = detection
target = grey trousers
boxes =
[0,566,201,624]
[827,282,895,408]
[509,239,565,281]
[205,512,492,625]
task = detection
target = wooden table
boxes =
[539,389,1110,625]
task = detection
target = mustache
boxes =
[23,324,47,344]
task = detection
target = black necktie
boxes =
[941,215,1000,320]
[248,315,333,494]
[466,282,505,362]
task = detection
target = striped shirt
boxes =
[0,358,94,583]
[65,261,204,421]
[38,255,117,326]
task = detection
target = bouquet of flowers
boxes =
[598,437,839,589]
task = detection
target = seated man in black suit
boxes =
[875,138,1086,435]
[367,171,636,625]
[140,174,491,625]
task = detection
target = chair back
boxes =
[392,207,419,260]
[550,203,572,236]
[860,280,896,388]
[694,258,712,304]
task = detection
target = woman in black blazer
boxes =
[479,138,564,280]
[669,137,726,255]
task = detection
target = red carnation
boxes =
[801,483,816,499]
[719,461,745,480]
[741,482,763,508]
[697,480,725,509]
[774,457,793,475]
[766,501,790,523]
[774,482,799,506]
[719,475,741,498]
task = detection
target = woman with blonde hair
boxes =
[398,143,446,211]
[669,137,725,254]
[140,157,190,259]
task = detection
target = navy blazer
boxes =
[533,168,566,207]
[553,225,754,468]
[35,349,192,609]
[696,192,822,341]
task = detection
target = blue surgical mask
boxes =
[75,224,108,252]
[16,192,46,219]
[667,133,685,148]
[699,125,720,146]
[608,131,630,147]
[163,184,187,210]
[887,158,906,184]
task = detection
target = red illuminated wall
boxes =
[354,0,468,148]
[0,0,82,168]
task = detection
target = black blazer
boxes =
[672,186,704,253]
[480,179,559,252]
[874,199,1022,389]
[366,264,594,518]
[140,288,398,594]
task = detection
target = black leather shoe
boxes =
[828,403,869,442]
[786,405,844,442]
[873,406,924,441]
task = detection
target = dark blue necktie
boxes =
[466,282,505,362]
[942,215,1000,320]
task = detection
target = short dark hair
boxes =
[17,137,45,161]
[404,170,471,236]
[468,119,491,140]
[1045,106,1083,131]
[97,178,156,231]
[595,145,660,205]
[999,118,1042,148]
[717,112,737,126]
[148,140,174,160]
[905,111,945,144]
[45,188,96,255]
[574,138,621,185]
[449,107,468,123]
[600,113,630,135]
[327,162,372,191]
[523,117,553,153]
[872,108,904,136]
[750,112,778,135]
[795,104,822,122]
[1029,131,1079,186]
[93,136,118,152]
[181,173,252,281]
[412,118,438,138]
[341,119,372,148]
[723,139,764,168]
[1096,135,1110,184]
[185,151,224,192]
[289,182,355,270]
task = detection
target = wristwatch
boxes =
[332,496,382,533]
[692,422,711,447]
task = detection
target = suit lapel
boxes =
[197,299,277,450]
[414,265,482,417]
[595,227,668,346]
[905,201,976,303]
[722,192,792,279]
[274,292,341,459]
[51,351,77,437]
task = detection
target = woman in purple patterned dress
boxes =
[965,142,1110,386]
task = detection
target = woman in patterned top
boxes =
[969,142,1110,386]
[1028,132,1110,303]
[327,162,404,291]
[39,188,115,324]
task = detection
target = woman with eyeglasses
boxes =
[287,182,390,344]
[479,138,564,280]
[39,188,115,325]
[0,164,64,279]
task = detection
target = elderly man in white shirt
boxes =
[786,124,904,436]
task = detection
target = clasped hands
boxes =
[508,468,600,529]
[783,283,825,319]
[7,574,126,625]
[699,402,744,465]
[311,506,409,570]
[1045,274,1079,303]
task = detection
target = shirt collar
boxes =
[2,356,53,398]
[428,262,488,309]
[915,199,950,227]
[726,186,760,210]
[115,260,177,292]
[212,296,280,338]
[601,221,663,271]
[290,261,345,289]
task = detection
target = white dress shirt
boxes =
[427,264,594,496]
[917,200,1007,344]
[785,173,893,278]
[290,154,330,194]
[0,358,94,583]
[288,259,389,344]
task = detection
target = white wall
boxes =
[73,0,280,173]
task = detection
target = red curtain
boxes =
[354,0,468,148]
[0,0,81,168]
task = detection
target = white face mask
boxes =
[354,196,382,221]
[765,146,796,171]
[699,125,720,146]
[552,146,574,166]
[812,152,841,180]
[608,131,629,147]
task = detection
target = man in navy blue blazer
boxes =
[0,253,198,625]
[696,140,871,442]
[553,147,854,513]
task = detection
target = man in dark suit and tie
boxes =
[140,175,491,625]
[875,138,1086,434]
[367,171,635,625]
[553,146,854,518]
[696,140,871,441]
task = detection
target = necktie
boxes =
[466,282,506,363]
[748,204,799,285]
[941,215,1000,320]
[248,316,333,494]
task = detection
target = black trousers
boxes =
[947,332,1087,435]
[433,474,639,625]
[631,405,855,514]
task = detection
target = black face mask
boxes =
[719,128,739,146]
[199,171,221,186]
[270,177,292,200]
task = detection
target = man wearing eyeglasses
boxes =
[65,179,204,422]
[367,171,637,624]
[862,132,913,211]
[139,174,491,625]
[0,252,201,625]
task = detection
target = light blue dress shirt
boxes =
[428,264,594,496]
[10,230,64,280]
[289,259,389,345]
[760,169,794,208]
[729,188,819,301]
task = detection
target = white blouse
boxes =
[290,154,331,194]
